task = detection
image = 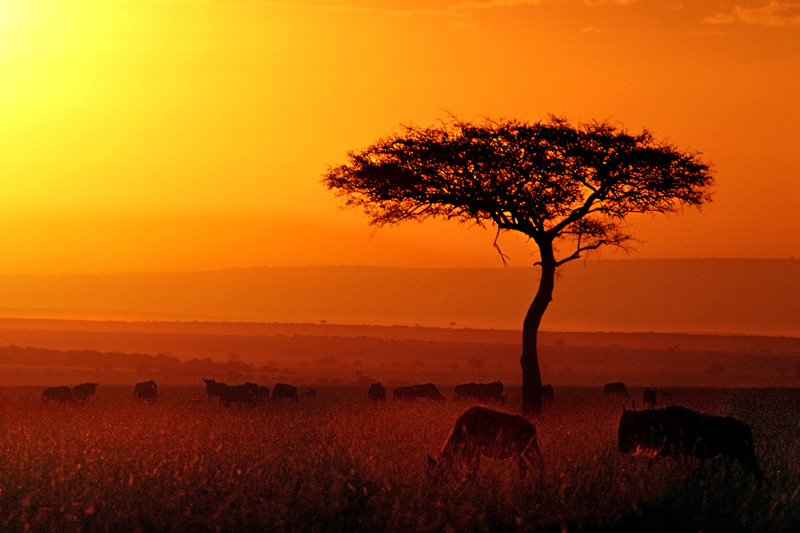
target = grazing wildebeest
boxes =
[272,383,299,403]
[203,378,228,400]
[256,386,271,404]
[642,387,657,408]
[427,406,545,481]
[219,384,257,407]
[72,382,99,403]
[393,386,416,401]
[618,405,761,479]
[134,380,158,403]
[453,381,505,403]
[413,383,446,401]
[303,388,317,398]
[42,386,72,404]
[604,381,629,396]
[542,384,555,401]
[453,382,479,401]
[368,382,387,402]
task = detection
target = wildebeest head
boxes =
[618,404,663,454]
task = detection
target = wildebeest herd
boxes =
[39,378,761,483]
[42,382,99,404]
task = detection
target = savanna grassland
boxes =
[1,386,800,532]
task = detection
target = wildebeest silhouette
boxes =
[642,387,657,408]
[428,406,544,481]
[604,382,629,396]
[393,386,416,401]
[219,384,257,407]
[303,388,317,398]
[134,380,158,403]
[203,378,228,400]
[72,382,99,403]
[453,381,505,403]
[42,386,72,404]
[368,382,387,402]
[272,383,299,403]
[256,386,271,404]
[618,404,761,479]
[413,383,445,401]
[542,384,555,401]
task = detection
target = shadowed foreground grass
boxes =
[1,386,799,531]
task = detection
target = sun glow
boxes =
[0,0,797,275]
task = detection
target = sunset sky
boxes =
[1,0,798,275]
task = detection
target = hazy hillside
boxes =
[0,259,796,336]
[1,321,798,388]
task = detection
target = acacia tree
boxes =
[323,116,714,415]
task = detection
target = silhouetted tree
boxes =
[323,116,713,415]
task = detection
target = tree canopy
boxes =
[324,116,713,264]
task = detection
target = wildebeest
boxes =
[618,404,761,479]
[368,382,387,402]
[272,383,299,403]
[393,386,416,401]
[427,406,545,481]
[256,386,271,404]
[643,387,657,408]
[604,381,629,396]
[42,386,72,404]
[453,381,505,403]
[134,380,158,403]
[303,388,317,398]
[72,382,99,403]
[203,378,228,400]
[219,384,257,407]
[542,384,555,401]
[413,383,446,401]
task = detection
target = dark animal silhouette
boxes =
[542,384,554,401]
[219,384,257,407]
[428,406,544,481]
[272,383,299,403]
[642,387,657,408]
[393,386,416,401]
[134,380,158,403]
[72,382,99,403]
[368,382,387,402]
[256,386,271,404]
[42,386,72,404]
[453,381,505,403]
[618,405,761,479]
[203,378,228,400]
[604,382,629,396]
[413,383,445,401]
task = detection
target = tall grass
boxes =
[0,386,798,531]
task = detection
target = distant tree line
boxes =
[0,345,294,384]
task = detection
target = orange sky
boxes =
[1,0,798,275]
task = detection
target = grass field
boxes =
[1,386,799,531]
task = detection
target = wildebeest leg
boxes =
[523,442,545,481]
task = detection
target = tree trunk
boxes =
[521,240,557,416]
